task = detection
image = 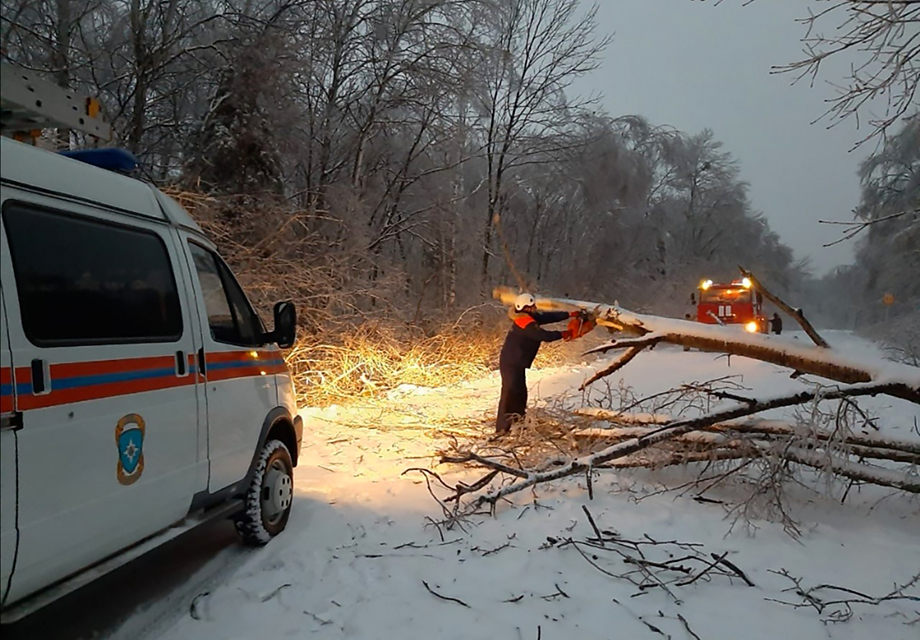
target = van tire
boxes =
[235,439,294,546]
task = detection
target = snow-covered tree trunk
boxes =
[492,286,920,404]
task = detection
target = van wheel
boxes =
[236,439,294,546]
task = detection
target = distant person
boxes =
[495,293,594,436]
[770,312,783,335]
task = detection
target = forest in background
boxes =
[2,0,917,393]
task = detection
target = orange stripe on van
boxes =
[17,374,195,410]
[203,350,287,382]
[51,355,177,378]
[12,354,190,410]
[0,366,13,413]
[9,351,288,411]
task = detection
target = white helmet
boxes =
[514,293,536,312]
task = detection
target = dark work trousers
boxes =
[496,365,527,434]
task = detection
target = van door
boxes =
[0,283,18,607]
[182,237,283,493]
[0,197,201,605]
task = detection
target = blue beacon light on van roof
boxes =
[58,148,138,174]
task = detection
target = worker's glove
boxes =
[569,309,590,321]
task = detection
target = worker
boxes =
[495,293,595,436]
[770,312,783,335]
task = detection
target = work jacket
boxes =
[499,310,569,370]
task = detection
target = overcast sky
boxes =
[570,0,880,276]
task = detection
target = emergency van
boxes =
[0,63,302,622]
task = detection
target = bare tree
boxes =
[471,0,610,291]
[726,0,920,145]
[1,0,812,323]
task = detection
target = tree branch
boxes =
[492,286,920,404]
[465,382,917,509]
[737,266,829,348]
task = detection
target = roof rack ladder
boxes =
[0,62,112,143]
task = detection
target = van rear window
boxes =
[2,203,182,345]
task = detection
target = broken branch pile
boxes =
[439,381,919,523]
[571,407,920,481]
[552,506,757,604]
[429,271,919,531]
[550,509,918,631]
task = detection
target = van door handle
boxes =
[31,359,49,394]
[0,412,23,431]
[175,350,187,376]
[197,348,207,377]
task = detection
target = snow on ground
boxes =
[112,332,920,639]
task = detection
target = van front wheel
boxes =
[236,439,294,546]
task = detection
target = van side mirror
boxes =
[266,301,296,348]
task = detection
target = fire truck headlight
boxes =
[700,279,713,290]
[741,277,752,289]
[745,321,758,333]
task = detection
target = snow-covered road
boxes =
[7,332,920,640]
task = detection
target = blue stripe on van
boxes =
[53,367,177,390]
[12,382,33,395]
[4,365,200,398]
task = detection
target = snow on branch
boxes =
[444,382,919,513]
[446,269,920,529]
[493,268,920,404]
[422,277,919,536]
[738,266,828,348]
[572,409,920,458]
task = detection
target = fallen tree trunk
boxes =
[573,408,920,456]
[492,285,920,404]
[452,444,920,494]
[569,427,920,465]
[424,279,920,525]
[739,266,829,348]
[780,447,920,493]
[455,383,918,509]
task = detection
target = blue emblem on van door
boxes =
[115,413,146,485]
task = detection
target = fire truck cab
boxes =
[691,278,766,333]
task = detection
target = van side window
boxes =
[2,203,182,345]
[188,243,263,346]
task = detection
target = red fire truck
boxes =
[691,278,766,333]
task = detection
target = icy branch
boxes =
[459,383,919,509]
[492,285,920,404]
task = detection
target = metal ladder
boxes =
[1,62,111,142]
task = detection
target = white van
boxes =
[0,137,303,621]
